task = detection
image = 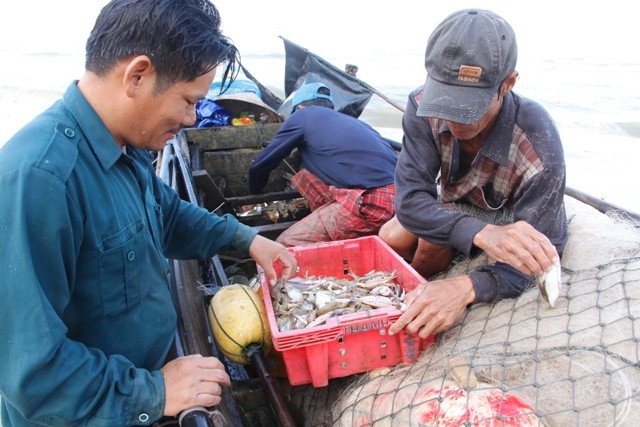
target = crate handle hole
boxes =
[338,336,344,343]
[339,349,347,356]
[380,341,387,348]
[381,354,387,360]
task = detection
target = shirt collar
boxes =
[63,81,124,171]
[480,92,515,166]
[438,92,515,166]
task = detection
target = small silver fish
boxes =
[537,260,561,308]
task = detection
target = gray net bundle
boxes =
[282,196,640,426]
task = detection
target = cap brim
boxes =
[416,75,498,125]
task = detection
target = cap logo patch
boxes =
[458,65,482,83]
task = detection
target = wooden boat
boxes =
[156,39,640,427]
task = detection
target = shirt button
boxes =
[127,251,136,261]
[64,128,75,138]
[138,413,149,423]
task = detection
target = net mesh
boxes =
[282,196,640,426]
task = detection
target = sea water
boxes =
[1,0,639,213]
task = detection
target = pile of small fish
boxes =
[271,270,405,332]
[237,198,309,223]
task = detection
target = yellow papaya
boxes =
[207,284,272,364]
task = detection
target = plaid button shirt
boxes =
[433,117,544,211]
[394,87,567,303]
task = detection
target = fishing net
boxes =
[282,196,640,426]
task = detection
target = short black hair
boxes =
[297,98,334,110]
[85,0,239,92]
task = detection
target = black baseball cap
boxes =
[417,9,518,124]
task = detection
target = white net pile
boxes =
[284,196,640,426]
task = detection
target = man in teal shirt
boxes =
[0,1,297,425]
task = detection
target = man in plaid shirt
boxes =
[382,9,567,339]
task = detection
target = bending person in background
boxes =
[0,1,297,426]
[381,9,567,339]
[249,82,398,246]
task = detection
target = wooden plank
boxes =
[252,221,296,234]
[226,191,301,207]
[252,221,296,242]
[183,124,282,151]
[201,149,260,198]
[192,169,236,216]
[202,149,260,175]
[202,149,299,198]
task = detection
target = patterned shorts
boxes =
[276,169,395,247]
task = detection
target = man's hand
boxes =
[388,276,475,339]
[162,354,231,417]
[248,234,298,286]
[473,221,559,276]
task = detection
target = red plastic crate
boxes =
[260,236,434,387]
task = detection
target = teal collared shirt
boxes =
[0,82,257,426]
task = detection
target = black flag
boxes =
[278,37,374,119]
